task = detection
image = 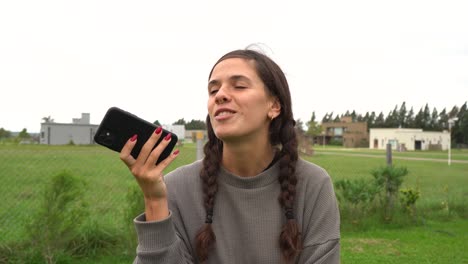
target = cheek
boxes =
[207,98,215,113]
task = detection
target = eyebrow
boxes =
[208,75,252,89]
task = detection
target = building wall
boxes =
[185,130,207,143]
[369,128,450,151]
[40,123,99,145]
[162,124,185,142]
[321,119,369,148]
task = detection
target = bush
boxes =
[335,178,380,225]
[371,165,409,222]
[400,188,420,220]
[26,171,88,264]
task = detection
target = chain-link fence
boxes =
[0,143,198,246]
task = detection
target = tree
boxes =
[295,119,306,135]
[42,116,54,123]
[438,108,448,130]
[429,107,439,131]
[173,118,186,126]
[18,128,31,139]
[0,128,11,139]
[406,107,415,128]
[374,112,385,127]
[350,110,357,122]
[322,112,333,123]
[448,105,459,119]
[423,104,431,129]
[384,105,399,128]
[306,112,322,138]
[185,119,206,130]
[414,107,424,129]
[453,102,467,146]
[398,102,407,127]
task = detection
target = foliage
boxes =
[316,101,468,146]
[185,119,206,130]
[0,128,11,139]
[68,220,121,258]
[371,165,409,221]
[305,112,322,138]
[328,138,343,146]
[400,188,420,219]
[123,183,145,251]
[334,178,379,223]
[17,128,30,139]
[26,171,88,264]
[173,118,186,125]
[42,116,54,123]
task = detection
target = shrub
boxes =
[400,188,420,220]
[335,178,379,223]
[26,171,88,264]
[371,165,409,222]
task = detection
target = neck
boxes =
[222,137,276,177]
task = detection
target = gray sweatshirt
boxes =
[134,158,340,264]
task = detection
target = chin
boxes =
[213,126,239,142]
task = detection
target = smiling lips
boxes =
[214,108,236,121]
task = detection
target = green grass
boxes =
[0,144,467,263]
[342,220,468,264]
[314,145,468,161]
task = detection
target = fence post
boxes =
[386,143,392,166]
[196,131,204,160]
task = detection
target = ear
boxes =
[268,97,281,120]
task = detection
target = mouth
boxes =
[214,108,236,118]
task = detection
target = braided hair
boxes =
[195,49,301,263]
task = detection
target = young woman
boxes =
[120,49,340,263]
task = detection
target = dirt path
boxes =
[314,151,468,164]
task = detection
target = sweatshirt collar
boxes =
[218,161,280,189]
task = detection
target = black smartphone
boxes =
[94,107,178,165]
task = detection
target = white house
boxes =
[40,113,99,145]
[369,128,450,151]
[162,124,186,143]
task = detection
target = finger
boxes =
[134,127,164,167]
[145,133,173,167]
[120,134,138,167]
[156,149,180,169]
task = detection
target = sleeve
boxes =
[297,172,341,264]
[132,212,195,264]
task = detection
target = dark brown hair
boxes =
[195,49,301,263]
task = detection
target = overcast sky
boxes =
[1,0,467,133]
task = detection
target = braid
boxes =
[276,119,302,263]
[195,117,222,262]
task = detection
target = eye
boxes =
[209,89,219,95]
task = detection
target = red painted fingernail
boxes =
[130,134,137,142]
[173,149,180,155]
[155,127,162,134]
[164,133,172,141]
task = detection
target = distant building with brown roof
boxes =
[320,116,369,148]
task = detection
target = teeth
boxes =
[217,111,233,116]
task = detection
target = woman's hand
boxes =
[119,127,179,220]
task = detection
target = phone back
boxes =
[94,107,178,164]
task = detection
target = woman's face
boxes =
[207,58,280,143]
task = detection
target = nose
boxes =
[214,86,231,104]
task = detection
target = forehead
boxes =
[209,58,259,81]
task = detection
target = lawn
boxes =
[0,143,466,263]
